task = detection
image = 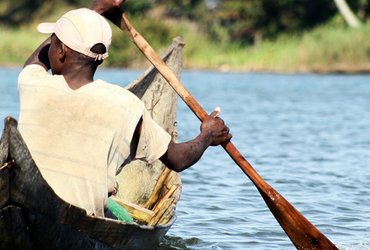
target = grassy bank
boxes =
[0,28,45,67]
[2,18,370,73]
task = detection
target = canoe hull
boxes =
[0,117,175,250]
[0,37,184,250]
[0,205,174,250]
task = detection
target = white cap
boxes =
[37,8,112,60]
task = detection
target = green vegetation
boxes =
[231,22,370,72]
[2,19,370,72]
[0,28,44,67]
[1,0,370,72]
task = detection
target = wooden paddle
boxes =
[105,12,338,249]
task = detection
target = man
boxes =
[18,0,231,218]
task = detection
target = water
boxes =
[1,68,370,249]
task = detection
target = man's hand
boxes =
[91,0,124,16]
[160,108,231,172]
[91,0,125,26]
[200,108,232,146]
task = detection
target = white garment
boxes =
[18,64,171,217]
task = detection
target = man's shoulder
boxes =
[94,80,136,96]
[20,64,48,76]
[92,80,144,106]
[19,64,48,83]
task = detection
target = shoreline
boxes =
[2,64,370,75]
[3,22,370,76]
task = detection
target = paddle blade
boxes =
[224,142,337,249]
[258,187,337,249]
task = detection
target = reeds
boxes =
[2,20,370,72]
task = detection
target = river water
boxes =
[1,67,370,249]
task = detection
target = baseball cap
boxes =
[37,8,112,61]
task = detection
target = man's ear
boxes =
[59,43,67,63]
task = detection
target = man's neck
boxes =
[61,65,95,90]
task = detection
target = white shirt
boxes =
[18,64,171,217]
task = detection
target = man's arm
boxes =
[23,37,51,69]
[160,111,232,172]
[160,138,211,173]
[91,0,231,172]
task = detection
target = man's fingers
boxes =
[210,106,221,118]
[114,0,125,8]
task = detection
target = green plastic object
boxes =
[107,197,134,223]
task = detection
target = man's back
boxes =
[18,64,171,216]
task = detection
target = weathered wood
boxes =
[1,117,175,249]
[0,119,12,208]
[0,37,184,250]
[158,203,176,225]
[0,206,33,250]
[149,198,175,227]
[115,37,183,206]
[0,164,9,208]
[144,167,171,209]
[152,185,178,214]
[111,196,154,224]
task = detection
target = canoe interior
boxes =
[0,37,184,250]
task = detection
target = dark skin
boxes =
[24,0,232,172]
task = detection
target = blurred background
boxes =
[1,0,370,72]
[2,1,370,249]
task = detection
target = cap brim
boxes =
[37,22,56,34]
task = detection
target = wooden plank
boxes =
[111,196,154,224]
[0,164,9,207]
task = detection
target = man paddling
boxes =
[17,0,231,218]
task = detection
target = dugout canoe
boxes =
[0,37,184,250]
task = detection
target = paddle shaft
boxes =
[109,12,337,249]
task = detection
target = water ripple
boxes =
[2,69,370,249]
